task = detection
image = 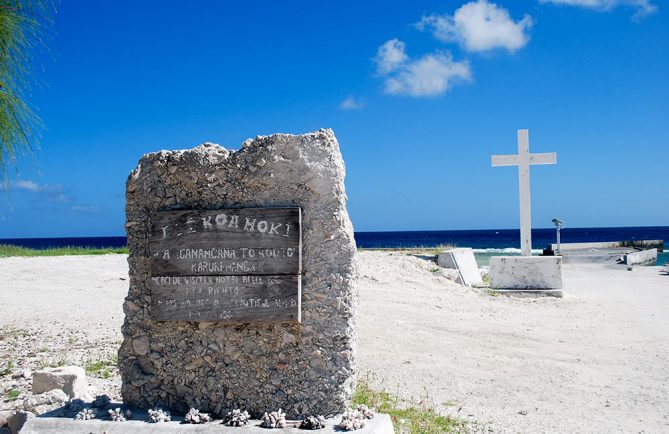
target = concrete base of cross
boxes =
[489,256,563,298]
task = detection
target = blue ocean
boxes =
[1,226,667,265]
[355,226,669,265]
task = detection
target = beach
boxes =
[1,252,668,432]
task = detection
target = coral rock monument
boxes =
[119,129,357,418]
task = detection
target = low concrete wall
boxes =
[557,248,626,264]
[489,256,562,290]
[551,240,664,252]
[624,249,657,266]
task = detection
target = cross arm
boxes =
[529,152,557,165]
[491,154,519,167]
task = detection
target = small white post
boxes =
[556,227,561,254]
[492,130,557,257]
[552,218,564,255]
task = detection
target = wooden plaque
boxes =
[149,207,302,323]
[150,275,301,322]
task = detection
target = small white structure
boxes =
[489,257,562,297]
[437,248,483,286]
[490,129,563,295]
[624,249,657,266]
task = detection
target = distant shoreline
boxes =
[1,225,667,250]
[2,226,667,266]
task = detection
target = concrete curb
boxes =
[20,413,394,434]
[494,289,563,298]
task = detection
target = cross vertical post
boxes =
[517,130,532,257]
[492,129,557,257]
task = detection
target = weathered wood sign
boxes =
[149,207,302,323]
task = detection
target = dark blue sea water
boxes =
[1,226,667,263]
[354,226,669,251]
[0,236,128,249]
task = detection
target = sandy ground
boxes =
[1,252,668,433]
[357,253,669,433]
[0,255,128,408]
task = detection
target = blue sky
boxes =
[1,0,667,237]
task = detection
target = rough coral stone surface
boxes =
[119,129,357,418]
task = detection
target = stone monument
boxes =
[119,129,357,418]
[489,129,563,297]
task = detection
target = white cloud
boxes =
[384,52,472,97]
[12,180,40,192]
[10,179,71,203]
[374,39,409,75]
[417,0,533,53]
[5,179,99,214]
[373,40,472,97]
[539,0,657,18]
[339,95,365,110]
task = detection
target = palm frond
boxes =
[0,0,53,181]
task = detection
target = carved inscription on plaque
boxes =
[149,207,301,322]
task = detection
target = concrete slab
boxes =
[550,240,664,252]
[556,246,659,266]
[20,413,394,434]
[624,249,657,266]
[437,248,483,286]
[489,256,562,294]
[556,247,631,264]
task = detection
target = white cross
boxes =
[492,129,557,256]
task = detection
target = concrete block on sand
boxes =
[20,413,394,434]
[32,366,88,398]
[624,249,657,266]
[489,256,562,296]
[437,248,483,286]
